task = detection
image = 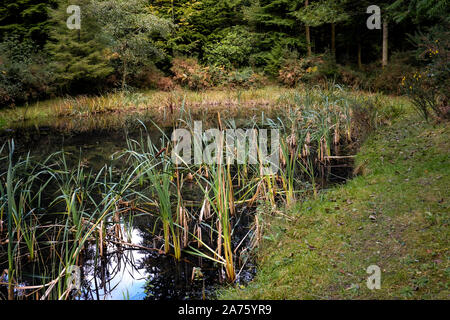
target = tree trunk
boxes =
[331,23,336,57]
[358,42,362,70]
[306,25,312,56]
[305,0,312,57]
[122,59,127,90]
[305,25,312,56]
[382,20,388,67]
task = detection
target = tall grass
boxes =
[205,164,236,281]
[118,123,186,260]
[0,139,146,299]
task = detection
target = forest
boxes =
[0,0,447,104]
[0,0,448,302]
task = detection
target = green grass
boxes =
[220,114,449,299]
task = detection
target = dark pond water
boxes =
[0,116,257,300]
[77,210,255,300]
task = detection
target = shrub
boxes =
[156,76,177,91]
[204,26,256,69]
[134,65,176,91]
[336,65,367,90]
[278,58,305,87]
[278,54,330,87]
[253,34,304,76]
[207,64,228,87]
[0,36,53,107]
[370,52,416,94]
[171,58,267,90]
[226,68,267,89]
[171,57,212,90]
[401,23,450,121]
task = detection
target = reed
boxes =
[194,160,236,281]
[278,136,297,206]
[120,123,186,260]
[0,138,149,299]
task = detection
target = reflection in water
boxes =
[1,121,257,300]
[77,215,239,300]
[80,229,149,300]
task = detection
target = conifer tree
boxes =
[46,0,114,93]
[242,0,304,73]
[0,0,56,45]
[293,0,349,56]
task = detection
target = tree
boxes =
[293,0,349,57]
[157,0,249,58]
[148,0,201,57]
[381,0,450,67]
[242,0,305,74]
[304,0,311,56]
[93,0,173,89]
[388,0,450,23]
[46,0,114,93]
[340,0,393,68]
[382,18,388,67]
[203,26,257,68]
[0,35,52,106]
[0,0,56,46]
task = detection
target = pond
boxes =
[0,109,354,300]
[0,115,258,300]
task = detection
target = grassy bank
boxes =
[220,114,449,299]
[0,86,407,131]
[0,86,292,129]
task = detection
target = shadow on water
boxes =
[0,115,167,170]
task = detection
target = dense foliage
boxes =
[0,0,448,115]
[0,35,53,106]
